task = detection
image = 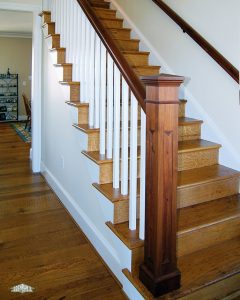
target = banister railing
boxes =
[44,0,184,296]
[152,0,239,83]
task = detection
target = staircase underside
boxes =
[40,0,240,298]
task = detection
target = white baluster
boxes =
[107,54,114,159]
[139,109,146,240]
[88,27,95,126]
[59,0,63,44]
[113,66,121,189]
[121,78,129,195]
[62,0,67,47]
[75,7,82,83]
[80,14,86,101]
[85,20,91,102]
[100,43,107,155]
[55,0,59,34]
[94,35,101,128]
[72,1,78,81]
[68,0,74,66]
[129,94,138,230]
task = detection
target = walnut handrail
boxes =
[152,0,239,83]
[76,0,146,110]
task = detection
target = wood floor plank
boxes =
[0,124,126,299]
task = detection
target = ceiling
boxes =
[0,10,33,37]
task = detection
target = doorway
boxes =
[0,2,42,173]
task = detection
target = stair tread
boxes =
[179,117,203,125]
[100,16,123,21]
[107,194,240,250]
[178,164,240,187]
[122,51,150,55]
[66,101,89,107]
[94,165,240,203]
[109,28,131,32]
[178,194,240,234]
[123,237,240,299]
[81,137,219,166]
[113,38,140,42]
[54,63,72,66]
[133,65,160,70]
[59,81,80,85]
[49,47,65,51]
[45,33,60,39]
[94,7,116,13]
[74,116,200,140]
[178,139,221,153]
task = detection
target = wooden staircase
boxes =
[40,1,240,299]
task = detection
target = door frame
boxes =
[0,2,42,172]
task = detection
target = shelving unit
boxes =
[0,73,18,122]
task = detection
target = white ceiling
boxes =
[0,10,33,37]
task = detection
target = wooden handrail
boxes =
[76,0,146,110]
[152,0,239,83]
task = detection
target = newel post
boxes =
[139,74,184,296]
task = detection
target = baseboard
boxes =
[40,162,126,286]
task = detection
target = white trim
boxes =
[31,10,42,172]
[0,2,43,173]
[0,31,32,38]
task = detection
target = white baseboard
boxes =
[40,162,125,284]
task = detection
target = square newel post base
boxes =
[139,264,181,297]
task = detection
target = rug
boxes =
[11,122,31,143]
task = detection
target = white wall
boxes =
[40,41,141,297]
[111,0,240,170]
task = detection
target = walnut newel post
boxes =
[139,74,184,297]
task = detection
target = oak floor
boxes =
[0,123,126,300]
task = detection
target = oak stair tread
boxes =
[99,16,123,21]
[123,237,240,299]
[93,179,140,203]
[80,137,218,167]
[66,101,89,107]
[89,0,110,8]
[39,11,51,16]
[42,21,55,27]
[45,33,60,39]
[74,120,141,135]
[178,139,221,153]
[49,47,65,51]
[178,194,240,234]
[178,164,240,187]
[93,164,239,203]
[73,116,200,137]
[107,194,240,251]
[59,81,80,85]
[54,63,72,66]
[82,147,141,165]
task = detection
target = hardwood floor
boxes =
[0,123,126,299]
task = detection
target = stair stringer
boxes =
[41,21,145,300]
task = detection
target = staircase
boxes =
[40,0,240,299]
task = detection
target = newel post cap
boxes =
[141,73,184,86]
